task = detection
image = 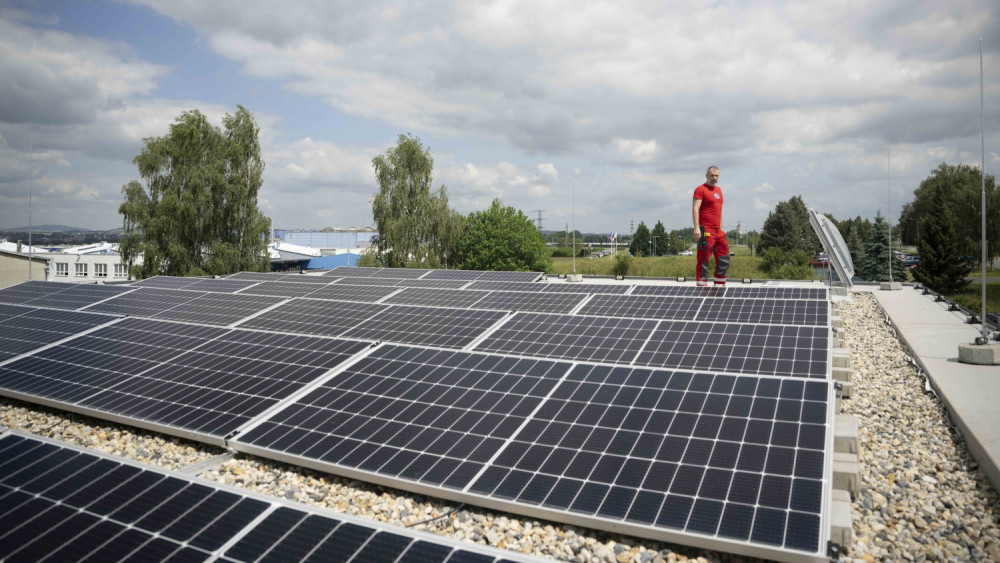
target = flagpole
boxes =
[979,38,989,342]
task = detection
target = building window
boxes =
[56,263,69,277]
[75,263,88,277]
[95,263,108,278]
[114,264,127,278]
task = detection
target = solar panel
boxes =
[130,276,201,289]
[474,313,659,365]
[237,299,387,337]
[469,365,833,560]
[324,266,383,277]
[420,269,485,281]
[695,299,829,326]
[465,281,540,293]
[83,287,206,317]
[235,345,573,492]
[634,321,829,378]
[0,280,63,304]
[181,278,262,293]
[476,271,543,282]
[152,292,286,326]
[327,277,402,287]
[304,283,402,303]
[228,272,333,283]
[724,287,828,300]
[578,295,702,320]
[344,305,509,349]
[0,318,371,442]
[390,278,473,289]
[539,283,632,295]
[630,286,728,297]
[0,307,118,363]
[238,280,333,298]
[15,284,135,311]
[382,288,492,309]
[472,291,588,314]
[371,268,432,279]
[0,431,537,563]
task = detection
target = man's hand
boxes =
[693,227,701,241]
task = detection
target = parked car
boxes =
[679,249,693,256]
[902,255,921,268]
[810,253,829,268]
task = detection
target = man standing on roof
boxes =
[692,166,729,286]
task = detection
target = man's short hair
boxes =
[706,166,719,174]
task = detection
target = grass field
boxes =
[547,253,794,280]
[948,282,1000,314]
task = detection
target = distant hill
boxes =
[1,225,112,232]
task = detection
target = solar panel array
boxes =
[0,431,539,563]
[0,270,834,562]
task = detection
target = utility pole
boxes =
[532,210,545,230]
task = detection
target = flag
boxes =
[609,232,616,242]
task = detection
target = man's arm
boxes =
[692,198,702,241]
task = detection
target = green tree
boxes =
[856,213,904,282]
[912,185,972,294]
[459,199,550,272]
[904,163,999,265]
[371,134,460,268]
[758,195,821,255]
[651,220,668,256]
[119,106,271,278]
[611,252,632,276]
[629,222,651,257]
[665,231,688,255]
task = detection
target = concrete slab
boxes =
[865,286,1000,494]
[832,349,851,369]
[833,451,860,498]
[958,342,1000,365]
[832,367,851,383]
[830,489,854,547]
[880,281,902,291]
[835,414,859,454]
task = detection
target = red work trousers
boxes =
[696,227,729,285]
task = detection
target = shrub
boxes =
[611,253,632,277]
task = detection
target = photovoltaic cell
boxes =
[344,305,509,349]
[235,345,573,491]
[634,321,829,378]
[474,313,658,365]
[695,299,829,326]
[578,295,702,320]
[0,432,531,563]
[371,268,431,279]
[469,364,832,557]
[181,279,262,293]
[0,307,118,362]
[465,281,540,293]
[0,318,370,440]
[420,270,488,281]
[130,276,201,289]
[388,278,473,289]
[238,299,386,337]
[476,271,543,282]
[723,287,828,300]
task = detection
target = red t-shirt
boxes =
[694,184,723,229]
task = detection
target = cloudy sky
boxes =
[1,1,997,235]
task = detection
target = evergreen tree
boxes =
[651,220,668,256]
[758,195,821,255]
[119,105,271,278]
[629,222,651,257]
[856,213,904,282]
[912,185,972,294]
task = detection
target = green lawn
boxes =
[947,282,1000,314]
[547,253,809,281]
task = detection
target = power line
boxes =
[531,210,544,230]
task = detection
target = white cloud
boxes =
[753,197,773,211]
[753,183,776,193]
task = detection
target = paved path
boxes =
[860,285,1000,493]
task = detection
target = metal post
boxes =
[28,132,33,281]
[888,149,893,283]
[572,177,576,275]
[980,38,989,341]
